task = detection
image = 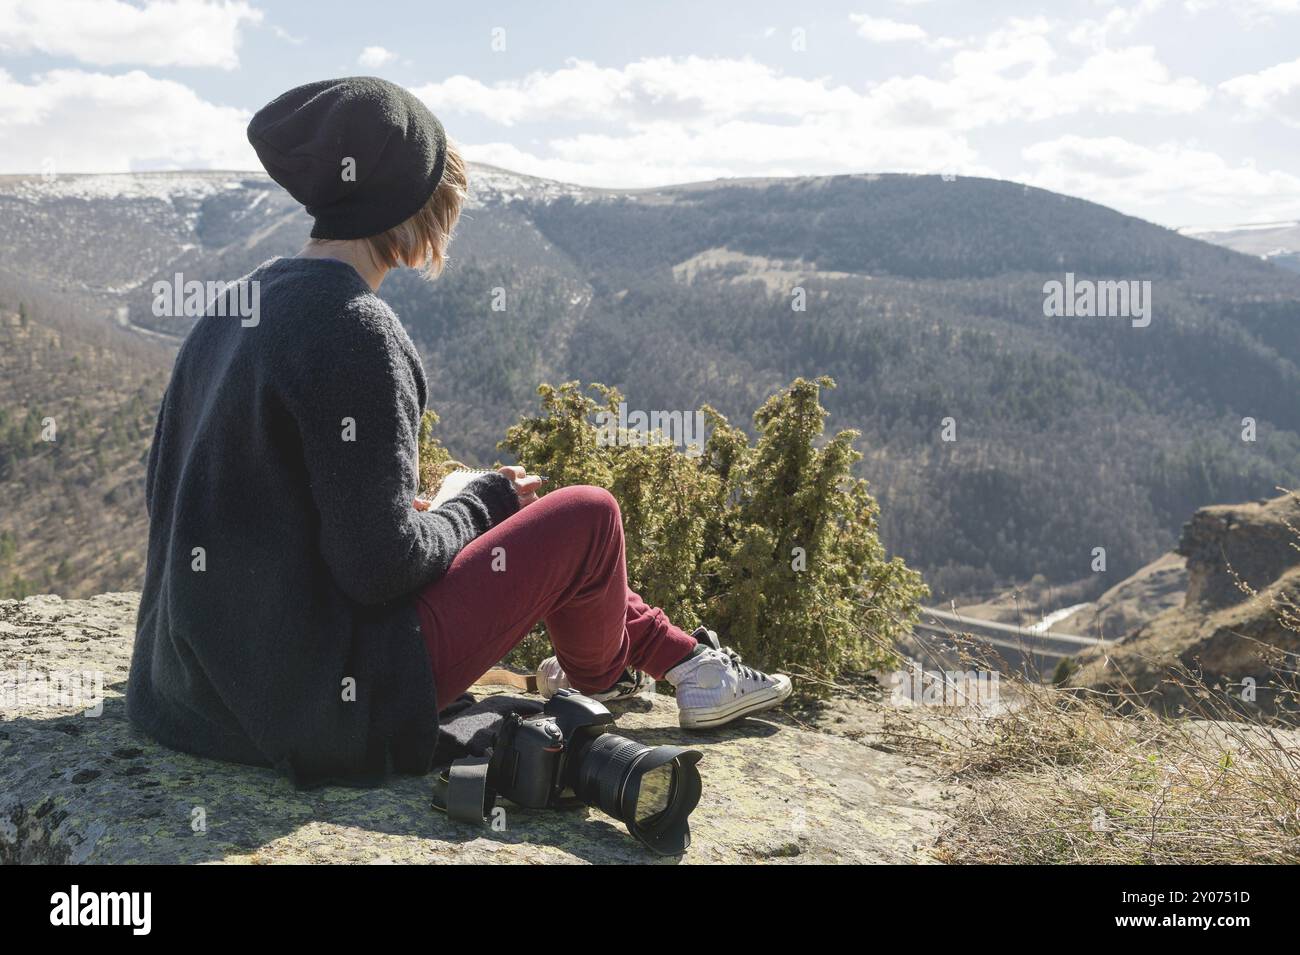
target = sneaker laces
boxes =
[612,667,645,689]
[716,645,770,684]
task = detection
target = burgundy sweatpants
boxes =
[415,484,700,706]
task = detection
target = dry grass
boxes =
[876,589,1300,864]
[899,681,1300,863]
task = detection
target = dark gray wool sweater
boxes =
[126,257,519,784]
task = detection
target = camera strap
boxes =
[435,756,497,824]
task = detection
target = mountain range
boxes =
[1179,221,1300,275]
[2,166,1299,602]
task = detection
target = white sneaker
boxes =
[535,656,654,702]
[667,647,793,729]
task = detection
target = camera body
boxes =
[437,686,703,855]
[489,689,615,808]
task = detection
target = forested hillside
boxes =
[0,288,166,598]
[2,168,1297,600]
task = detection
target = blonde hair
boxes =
[361,140,468,279]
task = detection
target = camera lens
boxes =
[634,763,674,823]
[574,733,703,856]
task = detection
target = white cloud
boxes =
[418,31,1205,133]
[1185,0,1299,15]
[269,24,304,45]
[358,45,397,69]
[849,12,959,50]
[0,0,262,69]
[849,14,930,44]
[1068,0,1168,49]
[463,119,986,190]
[413,57,866,127]
[417,55,985,187]
[1021,134,1300,221]
[0,68,256,173]
[1221,57,1300,125]
[415,32,1208,191]
[869,26,1205,128]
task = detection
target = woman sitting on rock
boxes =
[127,77,790,782]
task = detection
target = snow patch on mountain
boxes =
[0,172,252,204]
[465,163,602,209]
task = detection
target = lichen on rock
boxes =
[1,592,954,864]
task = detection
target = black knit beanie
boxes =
[247,76,447,240]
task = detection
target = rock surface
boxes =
[0,593,956,864]
[1179,495,1300,609]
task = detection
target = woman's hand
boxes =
[498,465,545,507]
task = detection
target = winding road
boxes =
[912,605,1111,667]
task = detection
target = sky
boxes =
[0,0,1297,228]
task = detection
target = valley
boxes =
[3,165,1298,610]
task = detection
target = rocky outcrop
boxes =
[1069,493,1300,716]
[1180,496,1300,609]
[0,593,956,864]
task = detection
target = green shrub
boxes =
[417,409,454,491]
[1051,657,1078,685]
[420,377,927,693]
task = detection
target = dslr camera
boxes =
[436,689,703,855]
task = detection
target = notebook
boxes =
[428,468,499,509]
